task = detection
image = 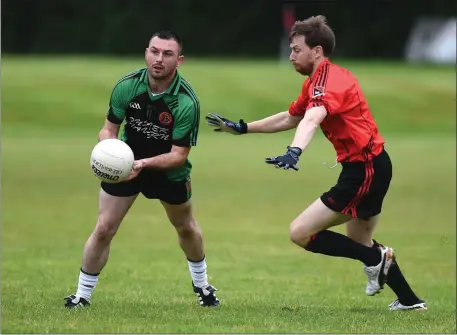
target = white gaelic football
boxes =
[90,139,134,183]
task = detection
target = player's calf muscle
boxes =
[175,223,204,261]
[346,218,378,247]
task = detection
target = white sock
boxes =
[75,269,99,301]
[188,257,208,288]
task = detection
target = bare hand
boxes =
[125,160,146,181]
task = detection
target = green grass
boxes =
[1,56,456,333]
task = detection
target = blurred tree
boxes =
[1,0,454,58]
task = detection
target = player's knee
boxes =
[174,219,200,238]
[94,217,119,242]
[289,223,312,247]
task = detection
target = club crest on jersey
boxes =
[312,86,325,98]
[159,112,173,126]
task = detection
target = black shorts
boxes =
[320,149,392,220]
[101,170,192,205]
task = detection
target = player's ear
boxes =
[177,55,185,67]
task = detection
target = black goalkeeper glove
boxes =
[265,146,302,171]
[205,112,248,135]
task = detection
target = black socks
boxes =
[305,230,381,266]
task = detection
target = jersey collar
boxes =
[310,58,330,83]
[142,69,181,98]
[166,70,181,96]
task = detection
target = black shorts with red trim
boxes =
[101,171,192,205]
[320,149,392,220]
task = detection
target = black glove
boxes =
[265,146,302,171]
[205,112,248,135]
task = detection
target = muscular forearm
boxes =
[142,152,186,170]
[290,118,319,151]
[98,129,118,142]
[247,111,301,133]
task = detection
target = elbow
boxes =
[173,152,188,167]
[285,114,303,130]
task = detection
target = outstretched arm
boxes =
[206,81,309,135]
[205,111,302,135]
[246,111,303,133]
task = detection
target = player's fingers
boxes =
[207,112,225,122]
[274,160,284,168]
[205,117,220,124]
[214,128,222,132]
[292,165,299,171]
[265,157,277,164]
[132,162,143,171]
[208,112,222,118]
[206,120,220,127]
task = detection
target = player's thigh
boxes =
[320,161,365,219]
[98,181,139,232]
[345,215,380,247]
[355,149,393,220]
[290,197,351,239]
[320,149,392,221]
[142,177,193,227]
[143,178,192,208]
[160,199,194,229]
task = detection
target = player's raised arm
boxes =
[98,81,130,142]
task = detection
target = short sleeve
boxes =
[288,80,310,117]
[172,94,200,147]
[306,81,352,115]
[106,81,131,124]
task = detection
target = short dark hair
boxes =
[150,30,183,54]
[289,15,335,57]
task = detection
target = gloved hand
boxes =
[265,146,302,171]
[205,112,248,135]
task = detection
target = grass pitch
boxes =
[1,56,456,333]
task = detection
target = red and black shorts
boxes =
[320,149,392,220]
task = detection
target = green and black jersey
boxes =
[106,68,200,182]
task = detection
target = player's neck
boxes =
[148,70,177,94]
[310,57,327,78]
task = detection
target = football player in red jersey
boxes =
[206,16,426,311]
